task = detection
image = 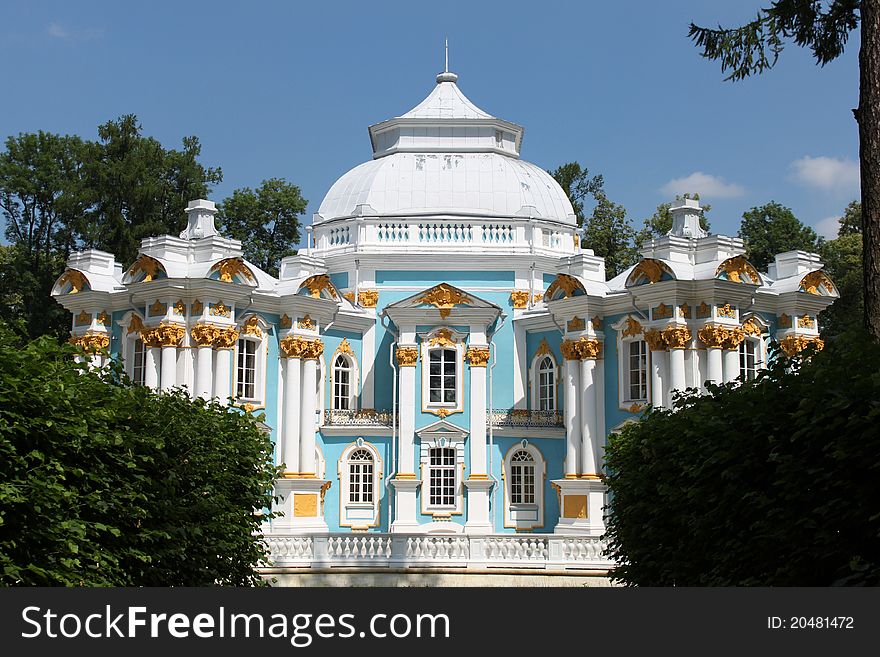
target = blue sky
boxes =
[0,1,861,246]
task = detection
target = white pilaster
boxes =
[283,355,302,474]
[563,356,581,477]
[579,357,598,476]
[160,345,177,391]
[195,346,213,400]
[706,348,723,385]
[650,349,667,408]
[668,347,686,396]
[723,349,739,384]
[391,343,421,533]
[214,347,232,402]
[465,347,492,534]
[299,356,318,476]
[144,347,160,390]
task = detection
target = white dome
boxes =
[317,151,576,223]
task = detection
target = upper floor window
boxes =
[132,338,146,386]
[236,337,258,399]
[333,354,353,410]
[627,340,648,401]
[428,447,457,508]
[739,338,759,381]
[537,356,556,411]
[429,348,457,404]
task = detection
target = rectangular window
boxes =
[236,338,257,399]
[628,340,648,401]
[132,339,146,386]
[428,447,456,508]
[739,339,758,381]
[428,349,457,404]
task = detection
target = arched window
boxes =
[739,338,759,381]
[333,354,353,410]
[537,356,556,411]
[429,348,457,404]
[236,337,258,400]
[510,450,536,504]
[347,448,374,504]
[132,338,146,386]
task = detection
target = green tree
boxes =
[635,193,712,247]
[738,201,819,271]
[0,132,89,339]
[218,178,307,277]
[688,1,880,338]
[585,193,638,278]
[820,201,864,336]
[0,323,278,586]
[549,162,604,226]
[79,115,223,265]
[605,330,880,586]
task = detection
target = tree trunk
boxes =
[859,0,880,340]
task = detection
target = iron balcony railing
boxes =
[488,409,563,428]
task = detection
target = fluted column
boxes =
[191,324,217,400]
[298,339,323,477]
[212,327,238,403]
[644,329,667,408]
[561,340,581,477]
[663,326,691,396]
[279,335,303,475]
[577,341,601,477]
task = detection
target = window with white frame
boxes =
[428,348,457,404]
[347,448,374,503]
[428,447,457,508]
[132,338,146,385]
[739,338,759,381]
[236,337,258,400]
[332,354,354,410]
[510,450,536,504]
[627,340,648,401]
[537,356,556,411]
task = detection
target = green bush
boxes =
[0,324,279,586]
[604,330,880,586]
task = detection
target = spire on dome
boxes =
[437,38,458,83]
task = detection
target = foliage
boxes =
[688,0,860,82]
[605,329,880,586]
[635,193,711,247]
[585,193,639,278]
[738,201,819,271]
[0,324,278,586]
[549,161,604,226]
[820,201,864,336]
[0,116,221,340]
[217,178,307,277]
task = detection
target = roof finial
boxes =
[436,38,458,84]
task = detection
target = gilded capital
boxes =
[661,325,692,350]
[643,329,667,352]
[300,338,324,360]
[466,346,491,367]
[560,340,581,361]
[396,346,419,367]
[69,332,110,353]
[151,323,186,348]
[280,335,305,359]
[191,323,220,347]
[779,335,824,357]
[576,338,603,360]
[721,327,745,350]
[509,290,530,309]
[358,289,379,307]
[697,324,742,350]
[213,327,240,350]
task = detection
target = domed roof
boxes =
[314,71,577,225]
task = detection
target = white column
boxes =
[299,354,319,476]
[650,348,667,408]
[195,346,213,400]
[214,347,232,402]
[468,350,488,476]
[283,354,301,474]
[397,349,417,476]
[160,346,177,391]
[579,356,598,476]
[563,348,581,477]
[668,347,686,396]
[706,348,723,385]
[391,344,420,532]
[723,349,739,384]
[144,347,160,390]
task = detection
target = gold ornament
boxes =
[661,325,692,349]
[192,300,203,315]
[343,291,355,303]
[69,332,110,353]
[535,337,552,357]
[628,403,644,413]
[96,311,109,326]
[149,300,167,316]
[127,315,145,335]
[742,318,763,336]
[643,329,667,352]
[466,346,491,367]
[128,255,163,282]
[799,270,835,296]
[299,339,324,360]
[695,302,711,319]
[173,300,185,315]
[715,255,761,285]
[717,303,736,319]
[151,323,186,348]
[429,328,457,346]
[418,283,471,319]
[300,274,337,299]
[510,290,530,309]
[653,303,673,320]
[280,335,306,358]
[679,304,691,319]
[279,314,292,329]
[575,338,603,360]
[621,316,643,338]
[298,314,315,330]
[75,310,91,326]
[591,316,602,330]
[567,316,586,332]
[629,259,665,285]
[721,327,745,350]
[779,335,824,357]
[396,346,419,367]
[545,274,585,301]
[532,292,544,305]
[335,338,355,356]
[210,301,231,317]
[191,323,221,347]
[213,327,240,350]
[778,314,792,329]
[57,269,89,294]
[214,258,255,284]
[797,315,815,329]
[698,324,743,349]
[241,315,263,337]
[560,340,581,361]
[358,289,379,307]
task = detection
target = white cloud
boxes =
[790,156,860,194]
[814,215,842,240]
[659,171,746,199]
[47,22,103,41]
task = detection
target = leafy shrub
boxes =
[604,330,880,586]
[0,324,278,586]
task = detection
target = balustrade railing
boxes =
[323,409,394,427]
[489,408,563,428]
[261,532,613,571]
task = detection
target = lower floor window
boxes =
[428,447,456,507]
[132,339,146,385]
[348,448,374,503]
[510,450,536,504]
[739,339,758,380]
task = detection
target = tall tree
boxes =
[738,201,820,271]
[688,1,879,338]
[585,193,638,279]
[79,115,222,265]
[217,178,307,277]
[549,162,604,226]
[0,132,89,339]
[635,193,712,247]
[821,201,864,336]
